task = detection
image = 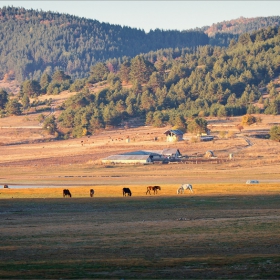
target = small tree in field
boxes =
[241,114,256,126]
[37,113,45,123]
[43,115,57,135]
[5,99,22,115]
[269,125,280,142]
[187,117,208,135]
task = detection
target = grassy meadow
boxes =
[1,184,280,279]
[1,183,280,199]
[1,191,280,279]
[1,114,280,278]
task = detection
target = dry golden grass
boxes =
[1,183,279,199]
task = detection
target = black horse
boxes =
[123,188,132,196]
[90,189,94,197]
[63,189,72,197]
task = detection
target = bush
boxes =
[241,114,256,126]
[269,125,280,141]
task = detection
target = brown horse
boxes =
[146,186,161,195]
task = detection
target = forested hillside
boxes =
[1,26,280,138]
[1,7,279,83]
[198,16,280,47]
[202,16,280,36]
[0,6,208,82]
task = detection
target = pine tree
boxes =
[0,89,8,109]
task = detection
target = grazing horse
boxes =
[177,184,193,194]
[146,186,161,195]
[3,184,8,188]
[123,188,132,196]
[90,189,94,197]
[63,189,72,197]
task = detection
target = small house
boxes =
[164,130,184,142]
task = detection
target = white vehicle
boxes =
[246,180,259,184]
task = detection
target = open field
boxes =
[1,87,280,278]
[1,186,280,279]
[1,113,280,186]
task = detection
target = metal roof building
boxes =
[102,148,182,164]
[102,154,152,164]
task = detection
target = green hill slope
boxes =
[0,6,208,82]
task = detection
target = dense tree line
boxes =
[0,6,208,82]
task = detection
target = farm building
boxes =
[121,150,163,160]
[102,155,152,164]
[199,135,214,141]
[121,149,182,159]
[162,148,182,158]
[102,148,182,164]
[164,129,184,142]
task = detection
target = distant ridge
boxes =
[0,6,208,81]
[200,16,280,36]
[0,5,280,82]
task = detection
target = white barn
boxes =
[102,148,182,164]
[102,154,152,164]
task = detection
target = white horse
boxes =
[177,184,193,194]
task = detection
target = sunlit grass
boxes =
[1,183,279,199]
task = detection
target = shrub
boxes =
[241,114,256,126]
[269,125,280,141]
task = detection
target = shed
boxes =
[164,130,184,142]
[162,149,182,158]
[199,136,214,141]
